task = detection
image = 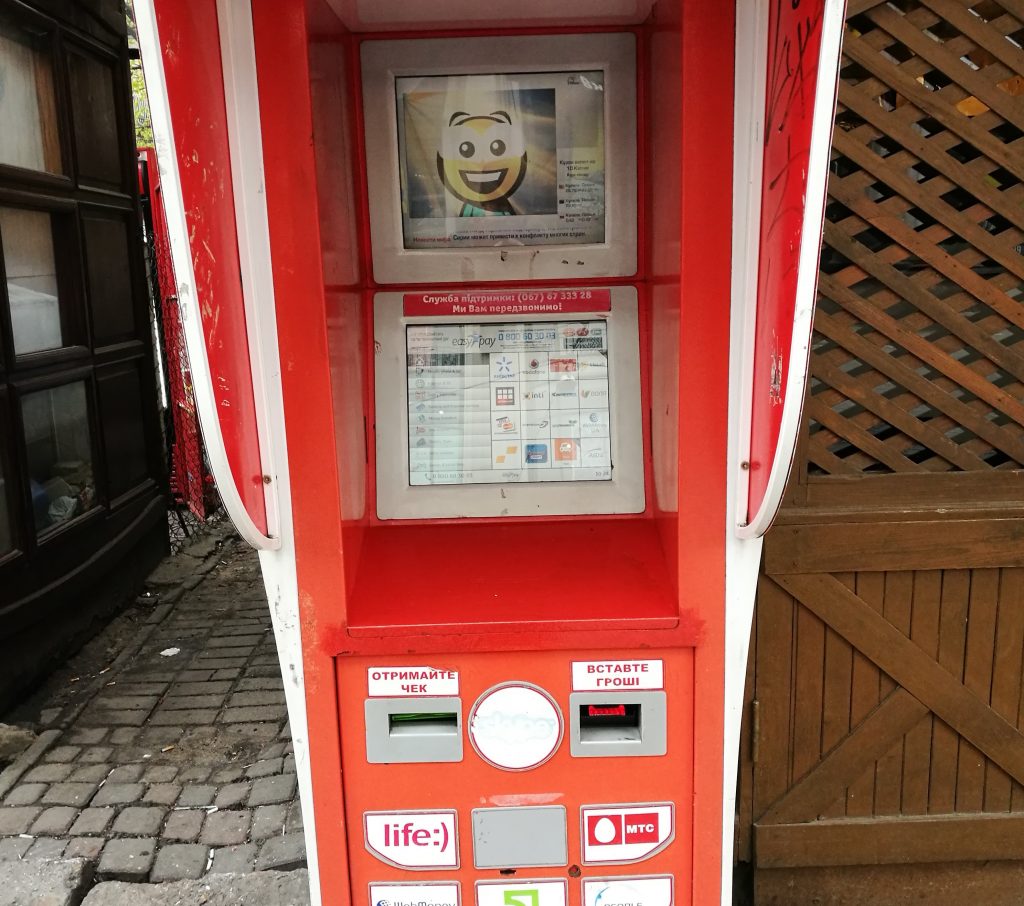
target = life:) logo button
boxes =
[581,804,674,864]
[364,810,458,869]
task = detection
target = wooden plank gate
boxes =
[736,1,1024,902]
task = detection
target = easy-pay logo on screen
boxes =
[581,804,674,864]
[364,811,458,869]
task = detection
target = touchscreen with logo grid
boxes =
[406,321,611,486]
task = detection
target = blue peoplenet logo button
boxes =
[526,444,548,464]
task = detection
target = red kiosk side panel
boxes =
[153,0,268,534]
[252,1,363,903]
[675,4,735,906]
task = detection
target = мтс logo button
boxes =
[581,804,674,864]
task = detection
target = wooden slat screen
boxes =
[808,0,1024,477]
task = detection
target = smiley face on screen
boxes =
[437,109,527,216]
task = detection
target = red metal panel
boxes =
[677,4,735,905]
[139,147,209,521]
[152,0,268,533]
[252,2,354,903]
[336,649,694,901]
[748,0,828,520]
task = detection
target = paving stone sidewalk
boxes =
[0,539,307,884]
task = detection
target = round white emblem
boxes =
[468,682,563,771]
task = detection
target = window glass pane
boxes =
[0,16,62,173]
[1,206,63,355]
[22,381,95,534]
[0,453,12,556]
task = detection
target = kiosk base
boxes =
[337,646,694,906]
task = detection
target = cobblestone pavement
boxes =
[0,539,306,883]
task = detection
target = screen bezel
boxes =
[361,33,638,285]
[374,287,645,520]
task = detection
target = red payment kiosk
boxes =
[136,2,844,904]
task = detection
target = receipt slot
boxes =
[365,698,464,764]
[137,2,844,906]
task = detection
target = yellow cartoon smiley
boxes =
[437,109,527,215]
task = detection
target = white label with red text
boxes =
[582,876,673,906]
[368,667,460,698]
[364,811,458,869]
[476,880,568,906]
[571,660,663,692]
[581,804,674,864]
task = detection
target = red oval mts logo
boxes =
[586,813,660,846]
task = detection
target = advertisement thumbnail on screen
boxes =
[397,70,606,250]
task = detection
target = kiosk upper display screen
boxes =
[406,321,611,486]
[396,71,606,250]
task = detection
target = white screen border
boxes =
[361,33,638,285]
[374,287,645,520]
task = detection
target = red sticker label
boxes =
[404,289,612,317]
[587,814,623,845]
[586,813,660,846]
[581,804,674,864]
[622,813,660,843]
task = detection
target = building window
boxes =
[0,4,155,567]
[1,205,68,355]
[0,14,62,174]
[21,381,95,534]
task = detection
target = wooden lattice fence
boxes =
[808,0,1024,478]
